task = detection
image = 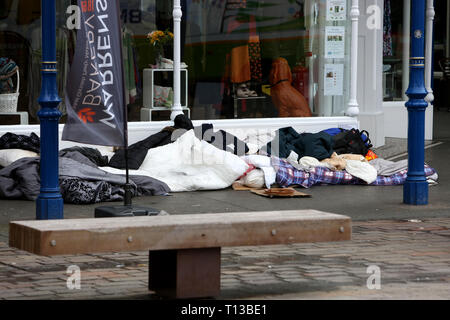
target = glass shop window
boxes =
[0,0,73,125]
[382,0,449,103]
[138,0,351,121]
[179,0,351,120]
[382,0,407,102]
[0,0,353,125]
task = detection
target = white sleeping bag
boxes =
[101,130,249,192]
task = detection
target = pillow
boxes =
[154,85,173,107]
[0,149,39,167]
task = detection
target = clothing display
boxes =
[230,45,251,84]
[0,30,32,113]
[122,26,138,105]
[248,35,262,82]
[187,0,227,36]
[248,15,262,82]
[0,57,18,94]
[16,0,40,25]
[30,27,73,118]
[383,0,393,57]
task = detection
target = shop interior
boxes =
[0,0,447,125]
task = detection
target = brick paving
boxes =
[0,218,449,300]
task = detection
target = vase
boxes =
[155,47,164,67]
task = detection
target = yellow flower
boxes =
[148,30,174,47]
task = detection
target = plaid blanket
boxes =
[271,157,436,188]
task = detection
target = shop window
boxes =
[382,0,448,103]
[382,0,406,101]
[178,0,351,120]
[0,0,353,125]
[0,0,73,125]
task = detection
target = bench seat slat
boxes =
[9,210,351,256]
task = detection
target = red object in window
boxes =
[81,1,88,12]
[292,62,309,106]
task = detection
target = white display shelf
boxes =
[142,68,190,121]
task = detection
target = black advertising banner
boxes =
[62,0,125,147]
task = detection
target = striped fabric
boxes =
[271,156,436,188]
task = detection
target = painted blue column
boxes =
[404,0,428,205]
[36,0,64,219]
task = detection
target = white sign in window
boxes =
[324,64,344,96]
[326,0,347,21]
[325,26,346,59]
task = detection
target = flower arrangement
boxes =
[147,30,174,50]
[147,30,174,65]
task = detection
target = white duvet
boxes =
[100,130,249,192]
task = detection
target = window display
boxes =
[0,0,353,125]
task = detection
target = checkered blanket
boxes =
[271,157,436,188]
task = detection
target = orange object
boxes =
[230,45,251,84]
[269,58,311,117]
[365,149,378,161]
[264,188,295,196]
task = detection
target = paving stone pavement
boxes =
[0,218,449,300]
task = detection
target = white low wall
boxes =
[0,116,359,151]
[383,101,434,140]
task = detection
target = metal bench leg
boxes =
[148,247,221,298]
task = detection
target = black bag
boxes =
[332,129,373,156]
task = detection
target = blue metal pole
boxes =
[404,0,428,205]
[36,0,64,219]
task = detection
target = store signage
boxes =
[62,0,126,147]
[326,0,347,21]
[324,64,344,96]
[325,26,346,59]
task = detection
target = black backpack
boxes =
[332,129,373,156]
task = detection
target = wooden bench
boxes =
[9,210,351,298]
